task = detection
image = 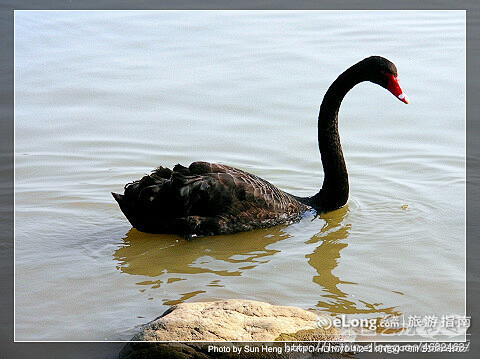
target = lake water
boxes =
[14,10,465,341]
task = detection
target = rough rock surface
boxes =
[133,299,342,342]
[120,299,353,359]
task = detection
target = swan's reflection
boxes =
[307,205,403,334]
[306,206,355,304]
[114,205,402,326]
[113,225,291,303]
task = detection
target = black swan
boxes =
[113,56,409,238]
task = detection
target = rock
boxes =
[132,299,342,342]
[120,299,353,359]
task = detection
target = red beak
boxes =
[386,73,409,104]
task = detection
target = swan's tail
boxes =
[112,191,136,227]
[111,192,123,203]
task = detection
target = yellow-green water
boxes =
[15,10,465,341]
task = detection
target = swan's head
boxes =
[361,56,410,104]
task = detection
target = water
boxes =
[14,10,465,341]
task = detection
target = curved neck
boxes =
[309,64,366,211]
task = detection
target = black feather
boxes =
[112,161,308,236]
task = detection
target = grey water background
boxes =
[14,11,465,341]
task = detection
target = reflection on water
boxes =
[305,206,400,315]
[115,227,289,278]
[307,206,403,334]
[114,204,402,333]
[114,225,291,305]
[307,207,357,308]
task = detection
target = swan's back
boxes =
[112,161,309,237]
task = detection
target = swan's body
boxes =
[113,162,309,236]
[113,56,409,237]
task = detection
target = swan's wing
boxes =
[121,161,299,217]
[120,166,229,218]
[186,161,302,214]
[113,161,307,235]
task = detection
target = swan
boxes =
[113,56,409,238]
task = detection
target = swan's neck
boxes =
[310,65,365,211]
